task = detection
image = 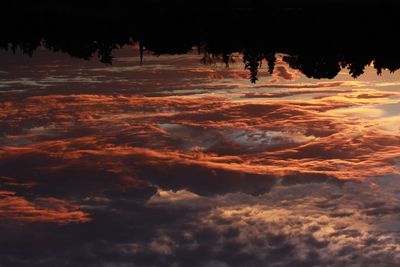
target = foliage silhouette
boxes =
[2,1,400,82]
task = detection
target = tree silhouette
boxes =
[243,49,264,83]
[2,1,400,82]
[265,53,276,75]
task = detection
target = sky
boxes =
[0,45,400,266]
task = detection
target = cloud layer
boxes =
[1,46,400,266]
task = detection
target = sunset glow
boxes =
[1,45,400,266]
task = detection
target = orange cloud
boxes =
[0,86,399,200]
[0,191,90,224]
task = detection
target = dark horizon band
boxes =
[2,1,400,82]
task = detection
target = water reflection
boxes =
[1,46,400,266]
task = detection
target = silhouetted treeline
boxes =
[2,1,400,82]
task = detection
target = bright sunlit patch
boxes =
[147,188,200,205]
[328,106,385,119]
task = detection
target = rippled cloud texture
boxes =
[1,46,400,266]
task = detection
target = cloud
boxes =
[242,89,354,99]
[1,90,399,200]
[251,81,359,89]
[1,46,400,266]
[147,188,201,205]
[273,65,300,81]
[355,93,398,99]
[0,191,90,224]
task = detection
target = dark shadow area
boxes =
[2,1,400,82]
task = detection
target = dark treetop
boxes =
[2,0,400,82]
